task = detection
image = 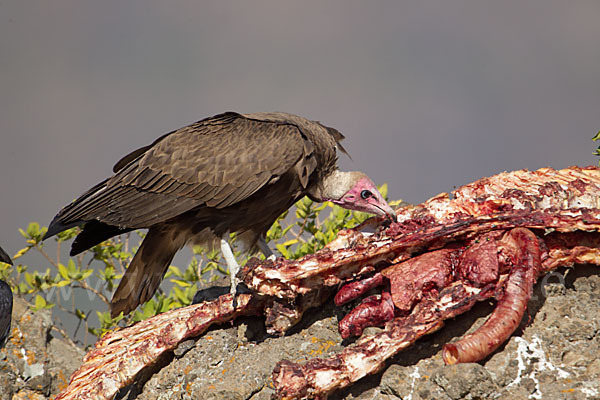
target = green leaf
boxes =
[378,183,388,200]
[80,269,93,280]
[24,272,34,287]
[281,224,294,236]
[170,279,191,288]
[27,222,40,238]
[57,263,69,280]
[67,259,77,273]
[172,285,188,305]
[282,239,299,247]
[12,246,30,260]
[56,227,77,241]
[18,282,28,294]
[33,295,53,310]
[275,243,290,258]
[56,280,71,287]
[166,265,183,278]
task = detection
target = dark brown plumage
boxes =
[44,112,395,317]
[0,246,11,266]
[0,246,12,348]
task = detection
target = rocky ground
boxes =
[0,297,84,399]
[2,264,599,399]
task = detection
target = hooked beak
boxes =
[328,174,398,222]
[373,199,397,222]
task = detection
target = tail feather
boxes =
[110,227,185,318]
[70,220,133,256]
[44,218,82,241]
[43,179,111,240]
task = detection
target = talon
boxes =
[221,238,241,309]
[230,276,239,308]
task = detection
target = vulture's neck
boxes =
[309,170,367,202]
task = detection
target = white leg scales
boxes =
[220,239,240,298]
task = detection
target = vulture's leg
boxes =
[221,239,241,299]
[257,236,276,261]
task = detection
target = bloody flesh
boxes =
[55,166,600,400]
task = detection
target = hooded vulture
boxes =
[43,112,396,317]
[0,246,12,348]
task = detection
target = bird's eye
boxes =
[360,190,373,199]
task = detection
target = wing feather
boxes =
[45,111,335,237]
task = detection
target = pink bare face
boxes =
[332,177,396,220]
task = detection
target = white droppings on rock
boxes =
[22,362,44,380]
[507,335,570,399]
[405,366,420,400]
[580,384,599,398]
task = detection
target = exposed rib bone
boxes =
[243,167,600,300]
[55,294,265,400]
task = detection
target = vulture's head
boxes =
[317,171,396,221]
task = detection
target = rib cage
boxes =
[242,166,600,299]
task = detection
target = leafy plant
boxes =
[5,187,400,346]
[593,131,600,165]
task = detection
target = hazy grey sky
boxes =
[2,0,599,260]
